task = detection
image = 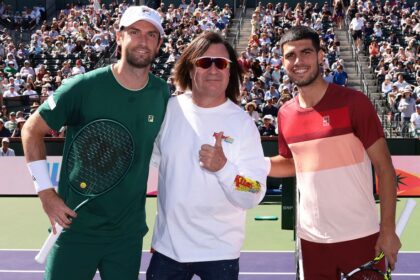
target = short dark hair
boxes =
[279,26,321,53]
[173,31,244,103]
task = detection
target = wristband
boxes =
[27,160,54,193]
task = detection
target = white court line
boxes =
[0,271,293,275]
[1,249,419,253]
[1,270,419,277]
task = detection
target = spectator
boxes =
[52,40,66,55]
[245,101,261,123]
[71,59,86,76]
[14,73,25,88]
[11,117,25,137]
[381,45,394,64]
[4,61,17,77]
[349,13,365,52]
[393,73,410,90]
[22,83,39,100]
[4,111,17,132]
[410,104,420,138]
[282,75,293,93]
[3,85,19,98]
[20,60,35,79]
[0,137,15,156]
[388,85,400,108]
[277,92,292,108]
[262,97,279,118]
[61,60,72,77]
[258,114,276,136]
[368,39,380,68]
[237,51,251,72]
[382,75,393,98]
[242,75,253,92]
[398,86,416,125]
[6,77,19,91]
[0,119,11,137]
[4,53,18,69]
[0,105,8,122]
[265,85,280,100]
[271,41,282,56]
[333,64,348,87]
[333,0,344,29]
[324,68,334,83]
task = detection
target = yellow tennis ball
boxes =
[80,182,87,189]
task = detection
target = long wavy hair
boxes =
[173,31,244,104]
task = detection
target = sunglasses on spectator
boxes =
[194,57,231,70]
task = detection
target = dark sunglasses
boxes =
[195,56,232,70]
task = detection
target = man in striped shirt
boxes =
[267,26,401,279]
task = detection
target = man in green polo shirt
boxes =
[22,6,168,280]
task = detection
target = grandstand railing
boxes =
[95,42,117,69]
[380,114,418,138]
[227,0,247,49]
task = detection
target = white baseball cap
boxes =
[263,115,274,121]
[119,6,164,36]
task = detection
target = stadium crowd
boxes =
[237,0,351,136]
[237,0,419,137]
[0,0,419,142]
[351,0,420,135]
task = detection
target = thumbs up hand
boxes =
[199,132,227,172]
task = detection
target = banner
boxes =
[0,157,158,195]
[375,156,420,197]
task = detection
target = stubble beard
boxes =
[125,48,156,69]
[290,66,321,87]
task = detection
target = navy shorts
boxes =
[352,30,362,40]
[146,251,239,280]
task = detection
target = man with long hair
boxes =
[147,31,267,279]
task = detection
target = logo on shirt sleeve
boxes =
[47,95,56,110]
[234,175,261,193]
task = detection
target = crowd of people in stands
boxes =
[0,0,419,141]
[237,0,419,137]
[0,1,45,30]
[0,1,125,139]
[237,1,353,136]
[352,0,419,135]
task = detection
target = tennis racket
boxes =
[342,199,417,280]
[35,119,135,264]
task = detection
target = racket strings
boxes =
[66,120,134,195]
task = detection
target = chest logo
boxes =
[322,115,330,127]
[213,132,234,143]
[148,115,154,123]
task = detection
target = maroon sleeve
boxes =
[350,91,384,149]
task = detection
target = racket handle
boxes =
[395,199,417,237]
[34,223,64,264]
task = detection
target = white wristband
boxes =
[27,160,54,193]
